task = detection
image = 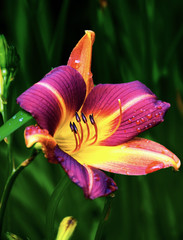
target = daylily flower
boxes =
[17,31,180,199]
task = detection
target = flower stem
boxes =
[46,173,70,240]
[94,194,115,240]
[0,149,39,238]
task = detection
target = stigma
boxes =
[70,112,98,152]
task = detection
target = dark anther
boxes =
[72,122,78,133]
[81,112,87,123]
[70,122,74,132]
[89,114,95,125]
[75,112,81,122]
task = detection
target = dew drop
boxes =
[19,117,23,122]
[136,120,140,125]
[128,119,132,123]
[59,157,64,163]
[145,161,165,174]
[12,115,16,119]
[155,113,159,117]
[74,60,81,69]
[147,113,152,119]
[157,105,162,110]
[71,177,79,184]
[140,117,145,123]
[94,173,100,181]
[136,127,141,133]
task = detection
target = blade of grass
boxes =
[0,110,33,142]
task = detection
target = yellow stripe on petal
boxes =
[73,137,180,175]
[96,94,157,143]
[37,82,67,123]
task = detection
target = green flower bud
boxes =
[0,35,20,115]
[0,35,8,68]
[0,35,20,72]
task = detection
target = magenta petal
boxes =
[17,66,86,135]
[54,146,117,199]
[82,81,170,145]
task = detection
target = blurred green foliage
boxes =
[0,0,183,239]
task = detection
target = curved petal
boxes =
[54,146,117,199]
[82,81,170,145]
[74,137,180,175]
[24,125,57,163]
[17,66,86,135]
[67,30,95,96]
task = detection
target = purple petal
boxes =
[17,66,86,135]
[54,146,117,199]
[82,81,170,146]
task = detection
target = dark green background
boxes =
[0,0,183,239]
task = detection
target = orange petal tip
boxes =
[67,30,95,95]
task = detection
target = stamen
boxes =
[89,114,95,125]
[107,99,123,138]
[82,112,90,142]
[89,114,98,145]
[70,122,74,132]
[75,112,81,122]
[72,122,78,133]
[70,112,98,152]
[76,112,83,143]
[72,122,82,151]
[70,122,78,152]
[81,112,87,123]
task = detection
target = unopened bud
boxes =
[56,216,77,240]
[0,35,20,115]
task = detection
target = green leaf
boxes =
[0,110,32,141]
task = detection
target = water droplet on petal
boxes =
[128,119,132,123]
[145,161,165,174]
[136,120,140,125]
[74,60,80,69]
[136,127,141,133]
[140,117,145,123]
[19,118,23,122]
[147,113,152,119]
[94,173,100,181]
[157,105,162,109]
[58,157,64,163]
